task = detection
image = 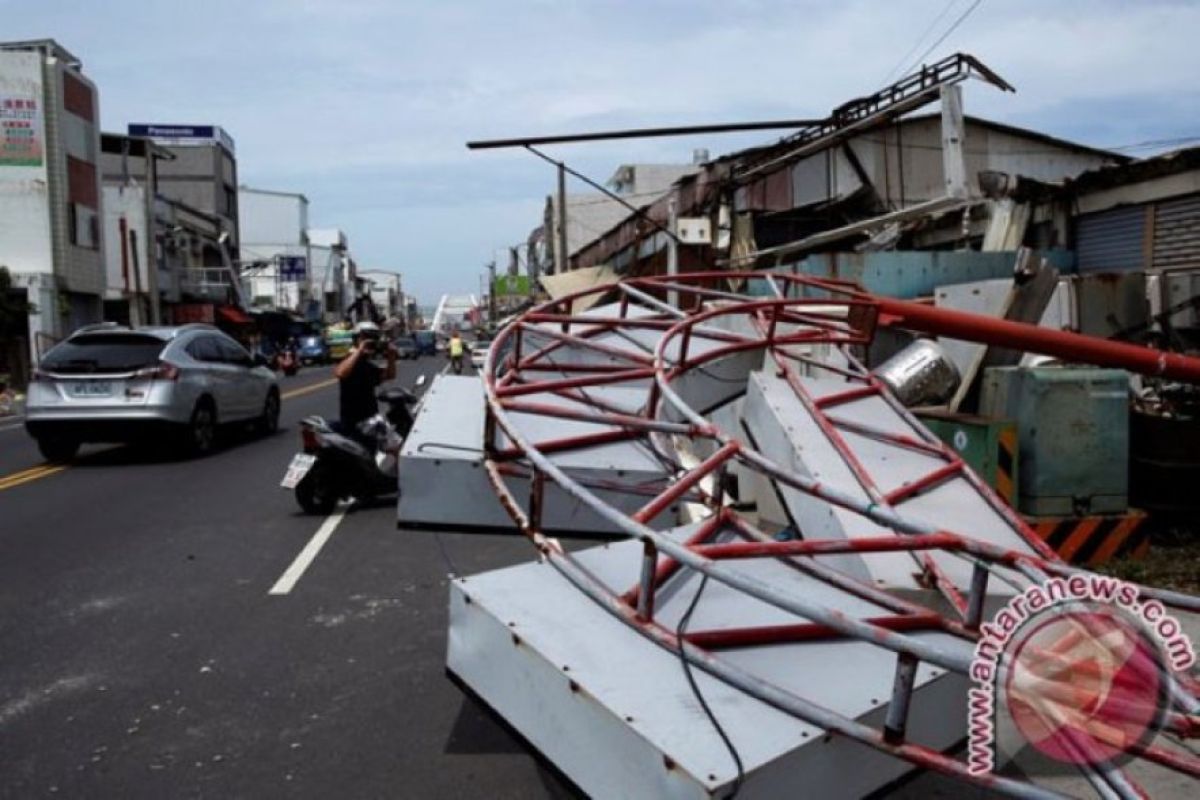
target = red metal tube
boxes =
[519,322,654,367]
[693,532,963,560]
[491,428,643,461]
[500,399,699,435]
[623,510,727,607]
[683,613,945,649]
[813,384,879,408]
[885,461,963,505]
[632,441,740,523]
[877,295,1200,384]
[495,366,656,398]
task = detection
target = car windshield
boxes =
[41,333,166,374]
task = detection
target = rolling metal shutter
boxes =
[1076,205,1146,273]
[1153,193,1200,271]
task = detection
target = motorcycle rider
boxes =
[448,329,465,374]
[334,321,397,440]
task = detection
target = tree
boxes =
[0,266,34,335]
[0,266,34,388]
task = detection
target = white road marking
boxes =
[0,418,25,433]
[268,506,349,595]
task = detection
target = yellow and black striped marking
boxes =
[995,425,1017,504]
[1030,511,1149,566]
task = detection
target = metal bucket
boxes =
[873,339,961,407]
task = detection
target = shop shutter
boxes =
[1152,193,1200,271]
[1076,205,1146,273]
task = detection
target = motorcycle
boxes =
[281,375,426,515]
[278,347,299,376]
[450,352,464,374]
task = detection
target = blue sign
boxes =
[279,256,307,282]
[127,124,236,154]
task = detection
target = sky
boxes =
[5,0,1199,304]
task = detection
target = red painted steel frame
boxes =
[475,269,1200,797]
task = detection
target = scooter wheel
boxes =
[295,467,338,515]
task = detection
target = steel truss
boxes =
[478,271,1200,799]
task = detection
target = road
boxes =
[3,358,1194,799]
[0,356,573,799]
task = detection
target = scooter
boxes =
[278,347,299,376]
[281,375,426,515]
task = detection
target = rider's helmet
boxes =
[353,320,381,343]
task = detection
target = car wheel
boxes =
[258,390,280,436]
[295,465,338,515]
[37,436,80,463]
[184,400,218,457]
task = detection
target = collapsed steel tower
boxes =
[402,271,1200,798]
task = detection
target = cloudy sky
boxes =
[6,0,1199,303]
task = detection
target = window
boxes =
[216,337,252,367]
[42,334,165,374]
[186,336,222,363]
[67,202,100,249]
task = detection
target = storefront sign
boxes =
[0,95,43,167]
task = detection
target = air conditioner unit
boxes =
[675,217,712,245]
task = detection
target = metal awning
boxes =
[538,265,618,314]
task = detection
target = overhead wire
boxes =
[900,0,986,78]
[879,0,965,87]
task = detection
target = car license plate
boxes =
[281,453,317,489]
[70,381,112,397]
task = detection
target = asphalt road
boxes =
[0,356,573,799]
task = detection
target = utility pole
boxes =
[487,260,497,327]
[144,143,163,324]
[556,162,568,274]
[667,197,679,308]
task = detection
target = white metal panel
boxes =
[448,533,969,798]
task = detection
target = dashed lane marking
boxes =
[268,506,349,595]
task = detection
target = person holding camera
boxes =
[333,321,397,435]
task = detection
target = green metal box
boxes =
[915,411,1018,505]
[979,366,1130,516]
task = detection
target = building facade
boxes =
[100,133,229,326]
[238,186,312,315]
[0,39,104,365]
[127,123,239,248]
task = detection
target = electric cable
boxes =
[676,574,745,796]
[901,0,985,78]
[880,0,964,87]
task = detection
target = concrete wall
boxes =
[0,50,53,277]
[101,184,151,303]
[155,142,237,242]
[239,188,307,247]
[0,44,104,356]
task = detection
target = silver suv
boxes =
[25,323,280,461]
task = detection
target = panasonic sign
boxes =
[127,124,236,154]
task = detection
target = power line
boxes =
[880,0,964,87]
[901,0,985,77]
